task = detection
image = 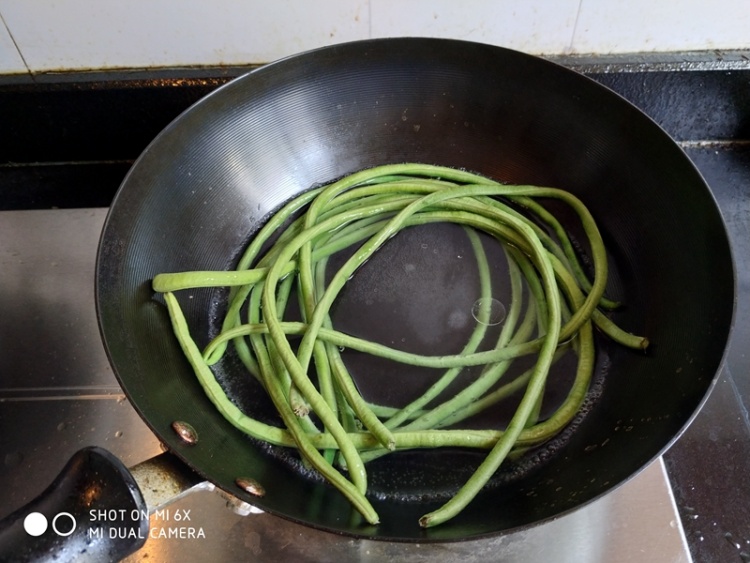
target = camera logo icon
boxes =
[23,512,76,537]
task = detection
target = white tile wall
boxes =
[0,0,368,74]
[370,0,580,54]
[573,0,750,54]
[0,0,748,75]
[0,11,25,73]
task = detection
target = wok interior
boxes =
[97,39,734,540]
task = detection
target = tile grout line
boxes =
[0,9,33,78]
[368,0,372,39]
[567,0,585,55]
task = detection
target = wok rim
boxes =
[94,36,737,542]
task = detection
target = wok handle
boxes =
[0,447,148,563]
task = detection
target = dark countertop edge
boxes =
[1,48,750,86]
[547,49,750,73]
[1,51,749,562]
[0,65,262,87]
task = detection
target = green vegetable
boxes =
[152,163,648,528]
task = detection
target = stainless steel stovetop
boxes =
[2,56,750,562]
[0,207,690,562]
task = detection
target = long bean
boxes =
[153,163,648,528]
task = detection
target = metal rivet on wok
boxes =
[171,421,199,445]
[235,477,266,498]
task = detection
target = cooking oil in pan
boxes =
[206,218,612,500]
[471,297,507,326]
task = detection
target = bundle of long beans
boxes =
[152,163,648,528]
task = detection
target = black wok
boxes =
[0,37,735,558]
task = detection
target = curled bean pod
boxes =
[153,163,648,528]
